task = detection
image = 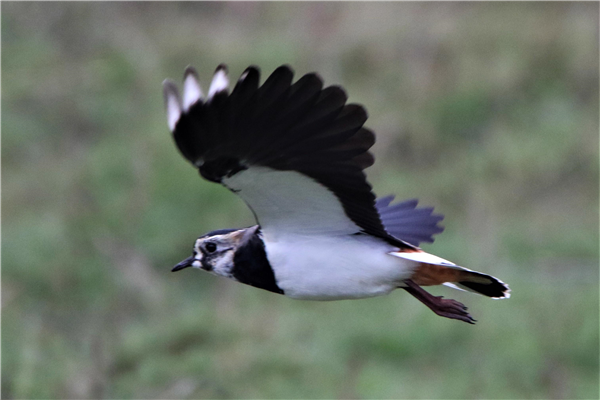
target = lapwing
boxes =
[163,64,510,324]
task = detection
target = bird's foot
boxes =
[402,279,476,324]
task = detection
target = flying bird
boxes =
[163,64,510,324]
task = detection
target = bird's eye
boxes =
[205,242,217,253]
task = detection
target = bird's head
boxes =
[172,226,259,279]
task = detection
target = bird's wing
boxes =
[163,64,414,249]
[375,195,444,246]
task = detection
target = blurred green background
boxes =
[2,2,598,399]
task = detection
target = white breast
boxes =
[263,232,417,300]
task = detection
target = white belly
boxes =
[263,232,417,300]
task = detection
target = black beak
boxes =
[172,256,195,272]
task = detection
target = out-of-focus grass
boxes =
[2,2,598,399]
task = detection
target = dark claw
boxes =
[431,297,476,324]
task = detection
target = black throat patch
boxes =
[231,229,284,295]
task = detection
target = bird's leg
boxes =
[402,279,476,324]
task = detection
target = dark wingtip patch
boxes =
[215,63,229,74]
[162,79,180,104]
[275,64,294,74]
[264,65,294,88]
[184,65,199,80]
[240,65,260,81]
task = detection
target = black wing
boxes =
[163,64,414,249]
[376,195,444,246]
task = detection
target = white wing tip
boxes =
[182,66,203,111]
[208,64,229,99]
[162,79,182,132]
[492,280,511,299]
[163,63,229,131]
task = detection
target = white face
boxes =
[191,229,252,279]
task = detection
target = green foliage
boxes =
[2,2,598,399]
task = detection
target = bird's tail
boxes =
[392,251,511,299]
[439,269,510,299]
